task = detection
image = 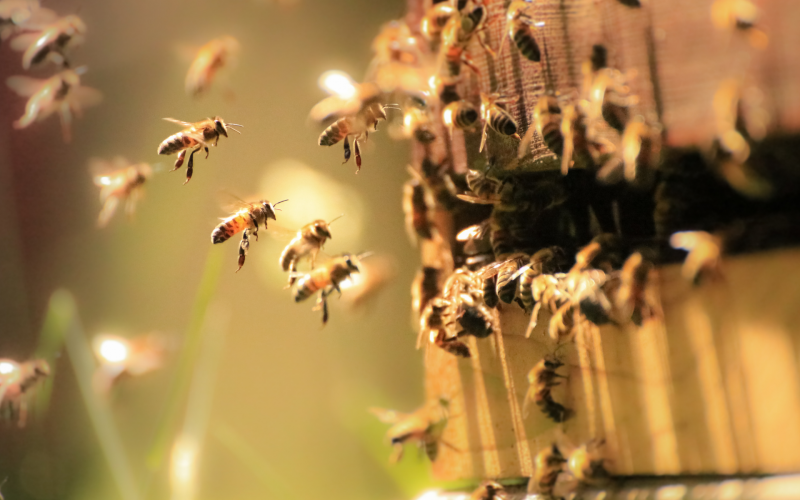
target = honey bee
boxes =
[10,13,85,69]
[91,333,166,395]
[532,444,567,496]
[421,2,455,43]
[455,293,494,339]
[711,0,768,48]
[370,20,421,67]
[279,217,337,286]
[480,93,521,152]
[412,266,441,319]
[6,67,102,142]
[404,176,437,245]
[515,247,564,313]
[433,328,472,358]
[318,102,389,172]
[462,167,503,202]
[617,116,662,183]
[157,116,242,184]
[570,234,623,275]
[90,157,153,228]
[0,0,46,41]
[523,357,568,420]
[586,68,636,133]
[568,439,609,485]
[370,398,450,463]
[549,301,578,344]
[442,100,480,138]
[528,94,563,158]
[185,35,240,98]
[211,198,287,272]
[616,252,655,326]
[403,106,436,144]
[479,271,499,308]
[415,160,458,210]
[439,9,485,77]
[293,253,364,325]
[669,231,723,285]
[417,296,450,348]
[478,252,528,304]
[0,358,49,427]
[431,74,461,106]
[471,481,505,500]
[502,1,541,62]
[523,273,568,338]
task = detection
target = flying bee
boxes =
[442,100,480,138]
[10,13,85,69]
[341,254,397,311]
[711,0,768,48]
[279,217,338,286]
[211,198,287,272]
[318,102,389,172]
[532,444,568,496]
[0,0,46,41]
[501,1,542,62]
[293,253,365,325]
[586,68,636,133]
[471,481,505,500]
[523,357,567,418]
[616,252,655,326]
[515,247,564,313]
[669,231,723,285]
[157,116,242,184]
[370,398,451,463]
[455,293,494,339]
[477,252,528,304]
[404,176,437,245]
[91,333,167,395]
[480,93,521,152]
[568,439,609,485]
[7,66,102,143]
[0,358,49,427]
[185,35,240,98]
[412,266,441,319]
[370,20,421,67]
[421,2,455,43]
[90,157,153,228]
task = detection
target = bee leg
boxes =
[204,146,210,159]
[185,146,201,185]
[172,150,186,171]
[342,136,351,164]
[354,138,362,172]
[285,260,298,288]
[316,291,329,325]
[236,230,250,272]
[249,213,259,241]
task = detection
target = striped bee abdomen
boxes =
[279,243,299,271]
[513,27,541,62]
[489,108,518,136]
[497,259,522,303]
[318,118,350,146]
[158,133,196,155]
[541,121,564,156]
[454,105,478,128]
[211,214,247,244]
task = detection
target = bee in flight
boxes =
[293,253,366,325]
[91,332,166,395]
[10,12,85,69]
[0,358,50,427]
[369,398,451,463]
[318,102,390,172]
[0,0,52,41]
[279,217,340,286]
[90,157,153,228]
[185,35,240,98]
[211,198,287,272]
[6,66,102,142]
[157,116,242,184]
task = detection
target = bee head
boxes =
[213,117,229,137]
[342,254,361,273]
[311,220,332,240]
[264,199,289,220]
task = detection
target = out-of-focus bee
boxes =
[711,0,768,48]
[403,106,437,144]
[523,357,569,420]
[412,266,441,319]
[522,273,568,338]
[0,358,49,427]
[415,159,458,209]
[478,252,528,304]
[421,2,455,43]
[91,333,166,395]
[616,0,641,6]
[293,253,364,325]
[480,93,521,152]
[532,444,568,496]
[669,231,723,285]
[371,20,421,67]
[470,480,505,500]
[581,44,608,96]
[442,100,480,138]
[616,252,655,326]
[616,116,662,183]
[417,296,449,348]
[530,94,563,157]
[211,198,287,272]
[570,269,614,326]
[586,68,637,133]
[460,167,503,203]
[404,176,437,245]
[6,67,102,143]
[549,301,577,344]
[0,0,46,41]
[370,398,450,463]
[431,74,461,106]
[515,247,564,313]
[185,35,240,98]
[279,217,337,285]
[90,157,153,228]
[502,1,541,62]
[438,4,490,77]
[319,102,389,171]
[568,439,609,485]
[10,13,85,69]
[458,220,491,259]
[455,293,494,339]
[157,116,242,184]
[570,234,624,275]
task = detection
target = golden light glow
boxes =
[0,362,16,375]
[442,107,453,126]
[415,490,442,500]
[99,339,129,363]
[170,436,199,499]
[318,70,356,99]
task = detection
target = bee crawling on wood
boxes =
[90,157,153,228]
[471,480,505,500]
[0,358,50,427]
[477,252,529,305]
[418,297,471,357]
[568,439,610,485]
[370,398,452,463]
[454,292,495,339]
[479,92,521,152]
[293,253,367,325]
[157,116,242,184]
[412,266,441,320]
[669,231,724,285]
[279,217,339,286]
[403,173,437,245]
[523,357,570,422]
[514,247,565,312]
[211,198,287,272]
[531,444,568,496]
[501,1,542,62]
[6,66,102,143]
[10,12,85,69]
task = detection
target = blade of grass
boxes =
[211,422,301,500]
[60,289,141,500]
[147,247,225,469]
[31,290,73,416]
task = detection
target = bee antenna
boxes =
[226,123,243,128]
[356,251,374,261]
[328,214,344,225]
[273,199,289,206]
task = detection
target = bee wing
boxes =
[456,221,490,241]
[17,6,58,29]
[511,263,532,281]
[70,86,103,110]
[6,75,42,96]
[163,117,194,128]
[308,95,361,124]
[456,194,498,205]
[369,407,407,424]
[477,261,506,279]
[97,196,120,228]
[8,31,39,52]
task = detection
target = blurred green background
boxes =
[0,0,434,499]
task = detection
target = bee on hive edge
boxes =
[568,439,610,485]
[455,292,495,339]
[0,358,50,427]
[523,357,567,418]
[7,66,102,143]
[279,217,338,286]
[531,444,568,496]
[211,198,287,272]
[502,1,542,62]
[515,247,565,313]
[471,480,505,500]
[318,102,390,172]
[669,231,723,285]
[10,13,85,69]
[370,398,451,463]
[412,266,441,320]
[477,252,529,305]
[404,175,437,245]
[90,157,153,228]
[157,116,242,184]
[293,253,366,325]
[479,92,521,153]
[185,35,240,98]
